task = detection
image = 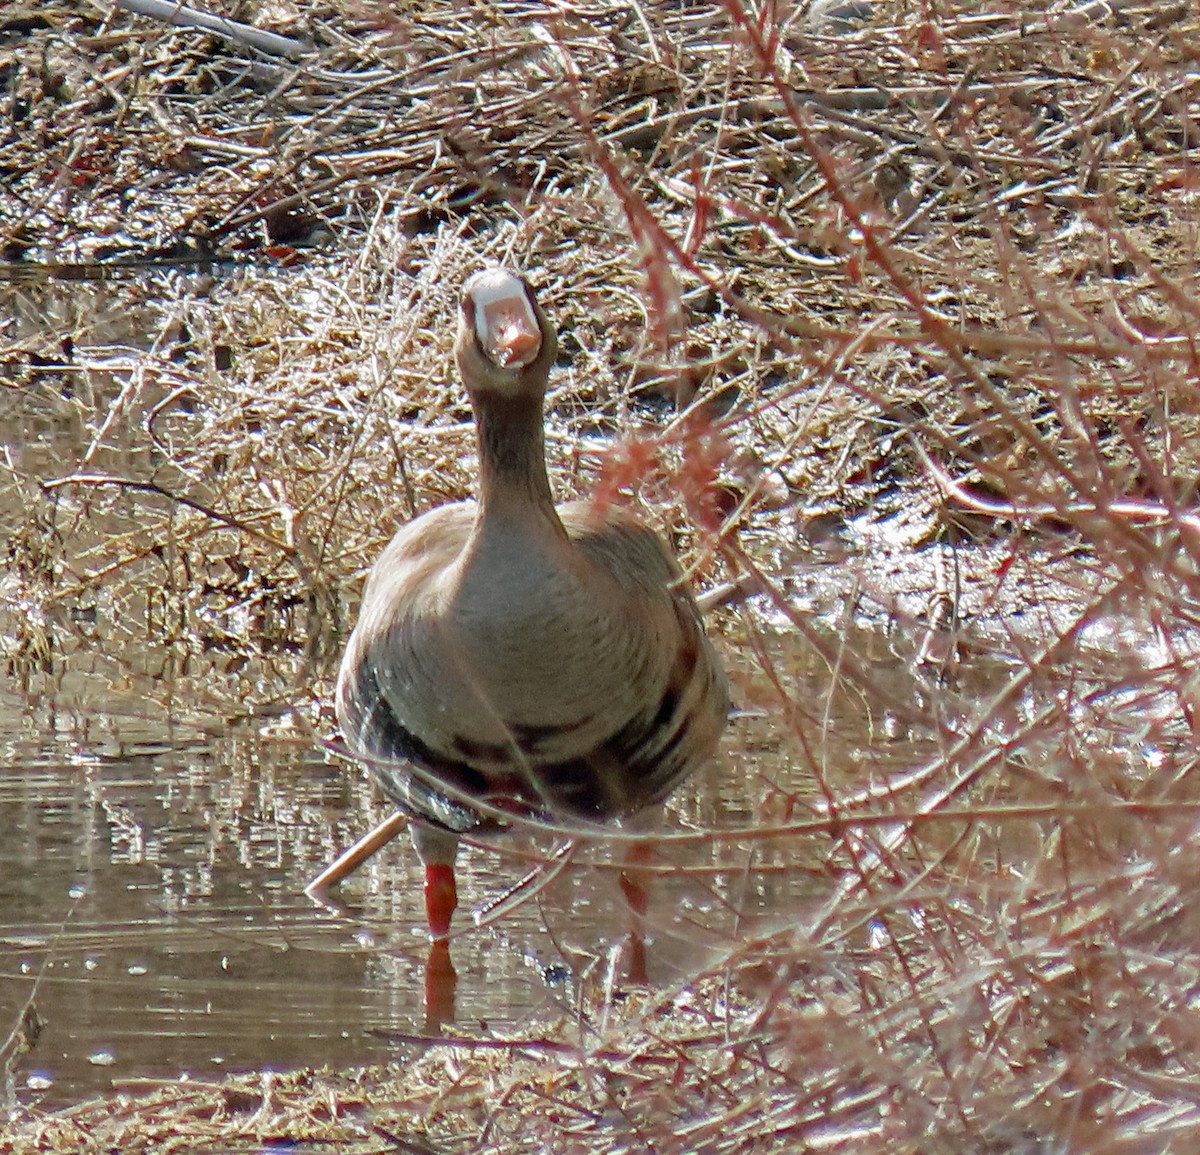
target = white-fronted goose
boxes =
[335,267,728,939]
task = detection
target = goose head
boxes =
[455,268,558,400]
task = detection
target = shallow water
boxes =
[0,655,858,1110]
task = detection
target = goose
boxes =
[334,267,729,940]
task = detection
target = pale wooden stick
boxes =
[305,810,410,899]
[115,0,310,61]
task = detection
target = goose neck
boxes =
[472,392,557,515]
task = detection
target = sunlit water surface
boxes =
[0,653,872,1110]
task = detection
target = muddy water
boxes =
[2,275,918,1110]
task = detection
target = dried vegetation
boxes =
[4,0,1200,1149]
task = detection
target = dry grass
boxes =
[3,0,1200,1149]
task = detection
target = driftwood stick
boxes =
[305,810,411,899]
[114,0,311,61]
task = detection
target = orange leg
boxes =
[619,839,652,985]
[412,824,461,940]
[619,838,653,917]
[424,863,458,941]
[424,939,458,1031]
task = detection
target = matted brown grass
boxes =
[4,0,1200,1149]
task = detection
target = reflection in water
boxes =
[0,716,499,1105]
[0,660,866,1110]
[0,717,386,1107]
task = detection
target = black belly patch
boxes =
[341,657,687,829]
